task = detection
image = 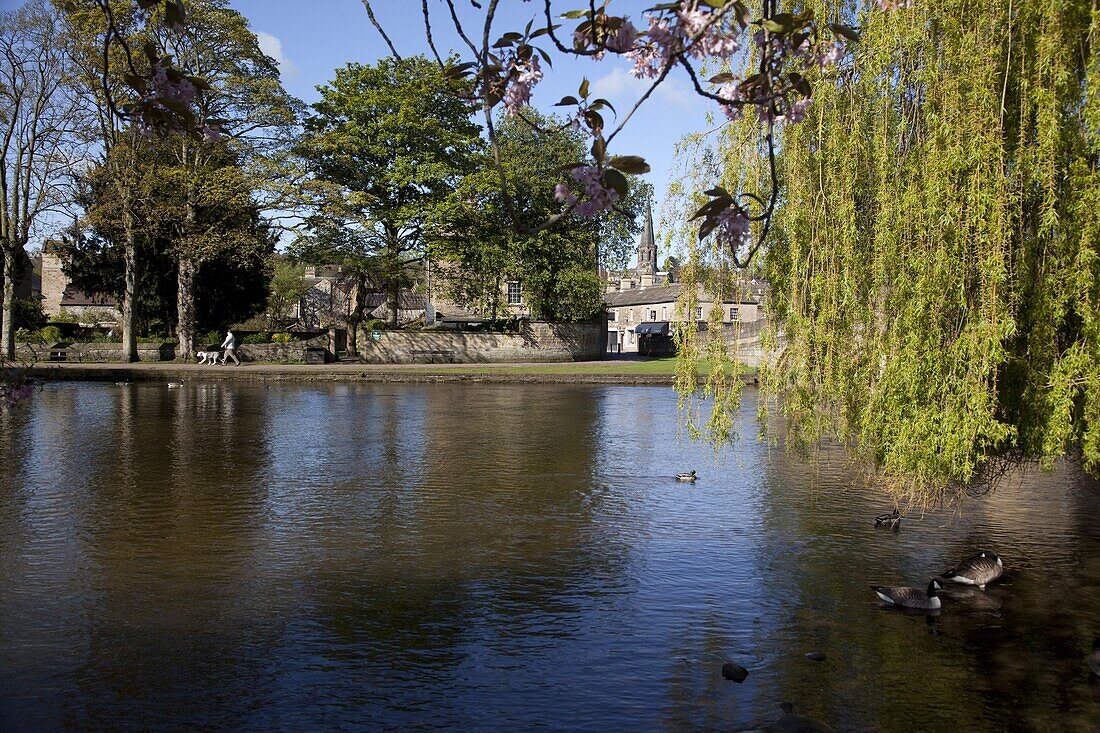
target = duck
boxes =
[889,515,901,532]
[871,579,943,610]
[167,381,184,388]
[941,551,1003,590]
[874,508,900,525]
[676,471,697,483]
[1090,639,1100,677]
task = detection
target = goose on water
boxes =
[871,579,943,610]
[941,551,1003,590]
[874,508,899,525]
[676,471,697,483]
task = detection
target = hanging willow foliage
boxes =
[676,0,1100,502]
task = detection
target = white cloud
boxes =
[256,31,299,80]
[588,67,694,110]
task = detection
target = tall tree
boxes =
[146,0,299,360]
[0,0,82,359]
[679,0,1100,499]
[296,56,481,334]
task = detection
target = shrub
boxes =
[38,326,62,344]
[363,319,387,331]
[14,298,47,331]
[199,330,221,347]
[15,328,37,343]
[272,332,293,344]
[242,332,270,344]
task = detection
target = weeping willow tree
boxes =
[676,0,1100,503]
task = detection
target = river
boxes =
[1,382,1099,731]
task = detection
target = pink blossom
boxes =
[605,20,638,54]
[714,207,751,251]
[785,97,811,124]
[557,165,621,217]
[502,55,542,114]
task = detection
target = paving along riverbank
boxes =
[20,360,738,385]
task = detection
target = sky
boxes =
[228,0,721,254]
[0,0,727,255]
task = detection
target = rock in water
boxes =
[805,651,827,661]
[721,662,748,682]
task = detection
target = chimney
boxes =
[606,281,620,293]
[640,272,654,289]
[620,277,633,291]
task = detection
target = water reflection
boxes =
[1,383,1099,731]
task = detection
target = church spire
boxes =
[637,201,657,277]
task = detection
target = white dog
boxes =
[196,350,221,365]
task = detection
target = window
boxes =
[729,306,739,321]
[507,281,522,305]
[648,309,657,321]
[695,307,703,320]
[609,310,618,322]
[628,309,633,323]
[660,306,667,320]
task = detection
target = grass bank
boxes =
[25,357,754,385]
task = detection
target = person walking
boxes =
[220,330,240,366]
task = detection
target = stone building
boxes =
[602,207,767,352]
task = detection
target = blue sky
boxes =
[0,0,726,253]
[229,0,720,252]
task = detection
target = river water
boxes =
[1,382,1099,732]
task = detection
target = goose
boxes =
[874,508,900,525]
[1090,639,1100,677]
[676,471,697,482]
[871,579,943,610]
[941,552,1003,590]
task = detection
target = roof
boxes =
[60,285,116,307]
[603,281,765,307]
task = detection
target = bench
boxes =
[49,349,67,362]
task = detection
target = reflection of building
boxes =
[602,207,767,353]
[40,240,120,323]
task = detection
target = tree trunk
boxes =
[121,191,138,363]
[389,280,399,329]
[176,255,196,361]
[347,274,365,357]
[1,249,16,360]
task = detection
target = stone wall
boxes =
[14,342,175,362]
[356,322,604,363]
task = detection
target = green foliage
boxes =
[296,55,481,332]
[265,258,309,327]
[363,319,387,332]
[434,108,647,321]
[68,135,273,336]
[678,0,1100,502]
[271,332,293,344]
[13,298,47,331]
[38,326,61,344]
[242,332,270,344]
